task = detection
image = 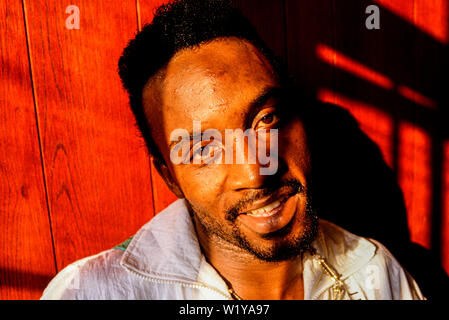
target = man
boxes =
[41,0,424,300]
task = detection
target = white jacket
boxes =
[41,199,424,300]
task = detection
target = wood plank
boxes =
[319,1,437,270]
[231,0,286,61]
[285,0,415,256]
[0,0,56,299]
[23,0,155,271]
[322,0,449,297]
[413,0,447,272]
[285,0,336,96]
[359,0,441,251]
[331,0,407,170]
[442,142,449,275]
[398,121,432,248]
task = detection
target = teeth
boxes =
[246,199,283,217]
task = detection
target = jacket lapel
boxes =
[303,220,377,299]
[120,199,203,284]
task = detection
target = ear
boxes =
[152,157,184,199]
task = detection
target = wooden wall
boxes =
[1,0,447,299]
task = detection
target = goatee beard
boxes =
[188,179,319,262]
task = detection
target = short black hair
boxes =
[118,0,287,161]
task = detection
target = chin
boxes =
[233,206,319,262]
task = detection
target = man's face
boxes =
[143,37,317,261]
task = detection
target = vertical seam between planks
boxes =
[21,0,59,274]
[136,0,141,31]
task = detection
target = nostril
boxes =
[233,172,285,192]
[226,158,288,192]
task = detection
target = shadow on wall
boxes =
[277,0,449,300]
[300,100,449,300]
[0,267,54,299]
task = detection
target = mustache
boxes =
[225,179,304,222]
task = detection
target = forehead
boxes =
[142,37,279,154]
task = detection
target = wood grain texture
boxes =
[0,0,56,299]
[1,0,447,300]
[413,0,447,255]
[138,0,167,28]
[22,0,155,271]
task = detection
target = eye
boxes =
[191,145,206,162]
[190,141,223,164]
[201,142,224,164]
[260,114,275,125]
[254,109,280,129]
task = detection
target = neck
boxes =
[194,218,304,300]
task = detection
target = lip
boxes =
[245,195,289,217]
[237,193,299,235]
[238,191,288,215]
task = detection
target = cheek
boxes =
[280,120,312,174]
[174,166,228,212]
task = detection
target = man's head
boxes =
[119,0,318,262]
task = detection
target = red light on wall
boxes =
[317,89,394,168]
[397,121,432,249]
[373,0,448,44]
[397,85,438,110]
[316,44,394,89]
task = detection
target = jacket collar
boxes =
[120,199,204,284]
[302,220,377,299]
[120,199,377,297]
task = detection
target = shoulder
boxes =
[318,219,373,253]
[40,248,128,300]
[318,219,425,300]
[360,238,425,299]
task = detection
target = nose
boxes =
[226,157,287,191]
[222,128,285,191]
[227,162,266,191]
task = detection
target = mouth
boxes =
[237,192,301,235]
[244,195,289,218]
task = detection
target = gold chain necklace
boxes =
[312,251,346,300]
[227,250,346,300]
[228,287,243,300]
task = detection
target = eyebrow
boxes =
[244,86,283,127]
[168,86,283,151]
[250,86,283,110]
